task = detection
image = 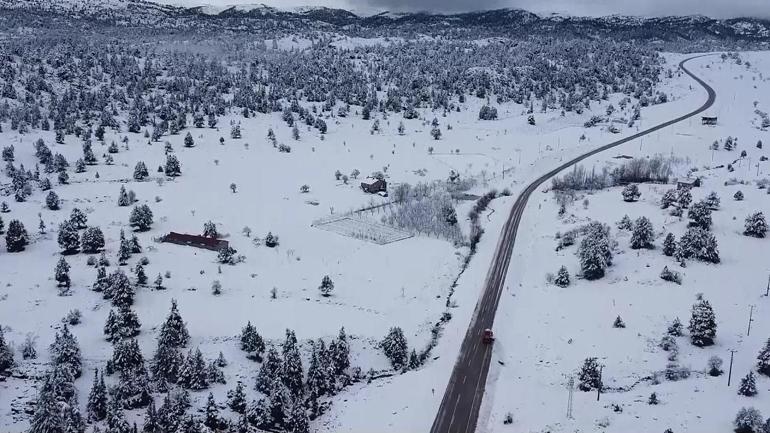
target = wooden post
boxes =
[747,305,755,336]
[728,350,737,386]
[597,365,603,401]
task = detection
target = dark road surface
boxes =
[429,55,716,433]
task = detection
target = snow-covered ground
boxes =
[481,53,770,433]
[1,46,763,433]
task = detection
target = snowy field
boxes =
[481,53,770,433]
[0,44,764,433]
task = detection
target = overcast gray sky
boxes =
[158,0,770,18]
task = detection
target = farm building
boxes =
[701,116,718,125]
[162,232,229,251]
[677,177,701,189]
[361,178,387,194]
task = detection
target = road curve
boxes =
[429,55,716,433]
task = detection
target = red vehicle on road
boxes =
[482,328,494,344]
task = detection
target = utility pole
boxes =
[728,350,737,386]
[766,273,770,297]
[747,305,755,336]
[566,376,574,419]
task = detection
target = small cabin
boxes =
[361,178,387,194]
[701,116,718,126]
[162,232,228,251]
[677,177,701,190]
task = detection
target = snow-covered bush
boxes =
[660,266,682,285]
[688,298,717,347]
[622,184,641,202]
[744,212,767,238]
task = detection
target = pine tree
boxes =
[129,204,153,231]
[704,191,721,210]
[87,369,108,421]
[135,263,148,286]
[663,233,676,256]
[50,324,82,378]
[282,329,304,396]
[630,216,654,249]
[0,325,14,374]
[578,357,602,391]
[240,321,265,361]
[81,226,105,253]
[319,275,334,297]
[757,338,770,376]
[733,407,763,433]
[227,381,248,414]
[613,316,626,328]
[118,185,131,207]
[688,201,712,230]
[286,402,310,433]
[58,220,80,253]
[143,400,160,433]
[165,154,181,177]
[217,245,237,264]
[178,348,209,390]
[617,215,634,230]
[738,371,758,397]
[306,342,326,398]
[689,299,717,347]
[203,393,222,429]
[554,265,570,287]
[107,269,135,308]
[744,212,768,238]
[184,132,195,148]
[256,345,282,393]
[667,318,684,336]
[106,394,132,432]
[54,257,71,288]
[104,305,141,341]
[159,300,190,348]
[332,327,351,375]
[93,266,109,293]
[151,334,182,385]
[46,190,60,210]
[154,273,164,290]
[203,220,218,238]
[69,208,87,229]
[578,222,612,280]
[111,338,145,375]
[381,326,408,369]
[134,161,149,181]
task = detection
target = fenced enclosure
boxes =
[312,215,413,245]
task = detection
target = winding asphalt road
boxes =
[429,55,716,433]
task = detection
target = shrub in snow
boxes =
[704,191,721,210]
[660,266,682,285]
[662,233,677,257]
[217,246,237,265]
[757,339,770,376]
[503,412,513,425]
[665,363,690,381]
[211,280,222,295]
[688,201,712,230]
[744,212,767,238]
[299,184,310,193]
[648,393,659,405]
[734,407,763,433]
[622,184,641,202]
[707,356,724,376]
[616,214,633,231]
[381,327,408,370]
[264,232,279,247]
[577,357,602,391]
[554,266,570,288]
[5,219,28,252]
[21,334,36,360]
[64,309,81,326]
[578,222,613,280]
[689,299,717,347]
[319,275,334,297]
[738,372,758,397]
[659,334,677,352]
[630,216,654,249]
[735,190,745,201]
[133,161,149,181]
[661,189,678,209]
[613,316,626,328]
